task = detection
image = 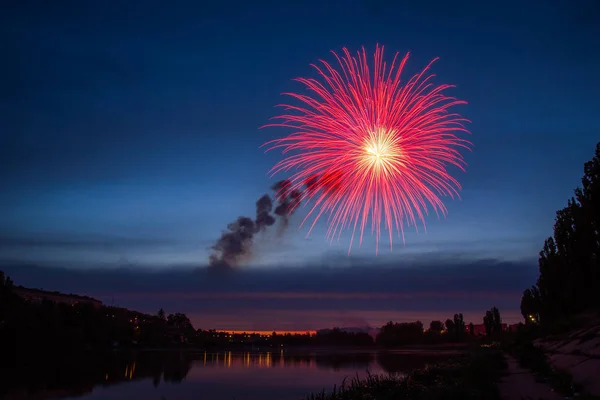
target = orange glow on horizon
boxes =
[216,330,316,336]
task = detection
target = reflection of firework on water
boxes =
[263,45,471,254]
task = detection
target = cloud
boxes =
[0,232,191,269]
[1,255,536,329]
[0,233,177,251]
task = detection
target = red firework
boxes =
[263,45,471,254]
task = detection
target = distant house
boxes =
[13,286,103,309]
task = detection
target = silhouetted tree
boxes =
[520,286,541,323]
[0,272,13,290]
[167,313,193,331]
[453,313,465,340]
[483,311,493,337]
[445,318,455,337]
[157,308,166,321]
[482,307,502,337]
[491,307,502,334]
[376,321,424,346]
[314,329,374,347]
[468,322,475,336]
[166,313,194,343]
[429,320,444,334]
[524,142,600,324]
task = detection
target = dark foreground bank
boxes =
[305,347,506,400]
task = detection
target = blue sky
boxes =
[1,0,599,329]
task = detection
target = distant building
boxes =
[13,286,103,309]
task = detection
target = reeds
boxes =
[305,350,505,400]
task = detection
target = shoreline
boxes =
[92,342,470,355]
[304,347,505,400]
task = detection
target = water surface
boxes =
[5,350,452,400]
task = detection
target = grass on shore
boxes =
[306,348,506,400]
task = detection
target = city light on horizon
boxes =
[215,330,317,336]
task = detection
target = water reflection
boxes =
[1,351,449,400]
[195,351,375,371]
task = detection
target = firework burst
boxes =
[263,45,471,254]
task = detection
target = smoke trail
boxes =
[208,216,256,268]
[255,194,275,231]
[208,174,341,269]
[209,180,299,269]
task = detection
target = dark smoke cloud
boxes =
[209,180,300,269]
[255,194,275,231]
[208,216,256,268]
[272,179,302,230]
[209,173,338,269]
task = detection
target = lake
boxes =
[3,349,455,400]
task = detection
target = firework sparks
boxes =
[263,45,471,254]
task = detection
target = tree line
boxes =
[520,142,600,326]
[376,307,504,347]
[1,272,507,355]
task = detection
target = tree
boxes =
[157,308,166,321]
[468,322,475,336]
[0,272,13,290]
[482,307,502,337]
[376,321,424,346]
[429,320,444,334]
[445,318,455,337]
[520,286,541,323]
[483,310,493,337]
[166,313,194,341]
[491,307,502,334]
[526,142,600,324]
[453,313,465,340]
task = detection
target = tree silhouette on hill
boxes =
[521,142,600,324]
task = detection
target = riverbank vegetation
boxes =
[306,347,506,400]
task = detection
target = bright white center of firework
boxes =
[364,128,395,170]
[367,144,384,161]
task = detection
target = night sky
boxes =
[2,0,599,330]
